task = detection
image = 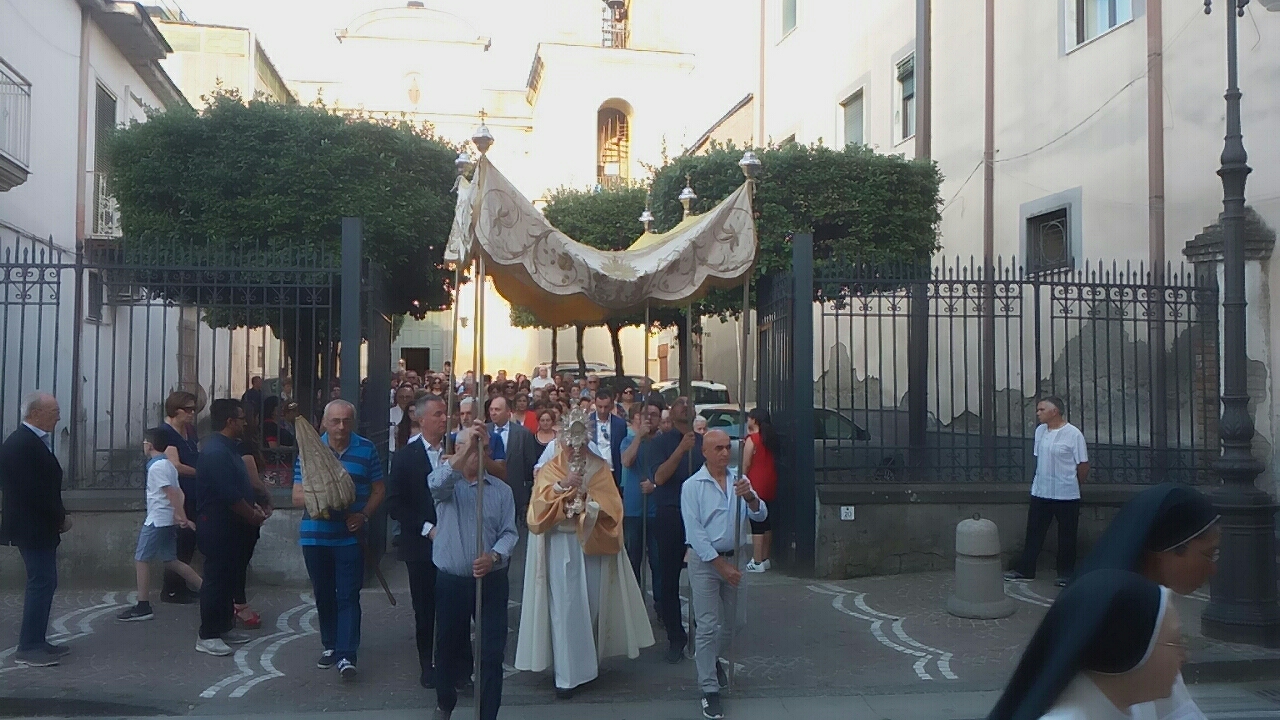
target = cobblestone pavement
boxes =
[0,546,1276,716]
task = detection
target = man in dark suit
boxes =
[387,393,445,689]
[591,389,629,486]
[486,396,539,524]
[0,392,71,667]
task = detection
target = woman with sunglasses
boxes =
[1065,483,1219,720]
[617,387,635,419]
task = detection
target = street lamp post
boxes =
[1200,0,1280,648]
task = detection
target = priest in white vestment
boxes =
[514,410,654,698]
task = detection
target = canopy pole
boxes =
[445,264,461,454]
[730,273,751,691]
[473,253,486,720]
[640,301,651,599]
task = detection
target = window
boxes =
[597,104,630,189]
[91,83,121,238]
[1027,208,1072,274]
[1072,0,1132,46]
[897,56,916,141]
[841,91,864,147]
[782,0,797,34]
[86,271,104,322]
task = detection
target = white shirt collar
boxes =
[494,422,509,433]
[22,422,48,439]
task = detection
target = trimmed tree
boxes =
[103,91,459,416]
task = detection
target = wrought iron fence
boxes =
[759,242,1220,485]
[0,227,394,489]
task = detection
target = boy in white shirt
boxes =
[118,428,203,621]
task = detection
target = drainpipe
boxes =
[756,0,766,145]
[980,0,996,467]
[915,0,931,160]
[69,5,92,484]
[1147,0,1169,477]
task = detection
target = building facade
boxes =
[285,0,755,379]
[149,6,296,106]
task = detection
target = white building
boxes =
[697,0,1280,476]
[285,0,755,379]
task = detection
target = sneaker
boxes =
[1056,577,1069,588]
[338,658,357,680]
[195,638,233,657]
[664,644,685,664]
[43,643,71,658]
[162,589,197,605]
[745,560,769,574]
[716,657,729,689]
[1003,571,1031,582]
[317,650,337,669]
[117,603,155,622]
[431,708,452,720]
[14,649,59,667]
[221,630,251,645]
[701,692,725,720]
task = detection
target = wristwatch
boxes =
[490,550,503,565]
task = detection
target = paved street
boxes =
[2,543,1280,718]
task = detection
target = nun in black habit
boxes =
[1066,483,1219,720]
[989,569,1184,720]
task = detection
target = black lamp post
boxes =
[1200,0,1280,647]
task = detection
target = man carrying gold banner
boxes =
[514,408,654,699]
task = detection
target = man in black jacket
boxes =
[0,392,71,667]
[387,393,445,689]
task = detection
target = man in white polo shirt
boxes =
[1005,396,1089,588]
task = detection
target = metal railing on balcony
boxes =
[90,171,122,238]
[0,59,32,170]
[602,8,629,49]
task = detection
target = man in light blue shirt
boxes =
[428,421,518,720]
[680,429,766,720]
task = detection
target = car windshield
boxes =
[660,386,730,405]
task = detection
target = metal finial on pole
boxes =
[679,174,697,220]
[472,110,494,156]
[639,204,654,234]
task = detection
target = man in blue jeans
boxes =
[292,399,385,681]
[429,420,518,720]
[0,392,71,667]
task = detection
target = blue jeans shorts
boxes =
[135,523,178,562]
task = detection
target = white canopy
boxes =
[446,156,757,326]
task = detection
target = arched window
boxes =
[597,103,630,189]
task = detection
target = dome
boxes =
[337,3,489,47]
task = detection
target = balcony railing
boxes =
[602,9,629,49]
[0,59,32,190]
[90,171,122,238]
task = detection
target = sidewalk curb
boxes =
[1186,658,1280,685]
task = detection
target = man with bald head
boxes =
[681,428,767,720]
[292,399,385,681]
[1,392,71,666]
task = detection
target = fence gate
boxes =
[0,223,390,491]
[755,234,1221,568]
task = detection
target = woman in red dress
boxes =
[744,408,779,573]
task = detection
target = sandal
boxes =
[235,604,262,629]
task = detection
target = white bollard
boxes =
[947,515,1016,619]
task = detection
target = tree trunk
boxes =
[575,324,587,377]
[550,326,559,375]
[607,321,625,377]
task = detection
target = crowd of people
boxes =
[0,376,1227,720]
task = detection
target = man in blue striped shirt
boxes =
[291,400,385,681]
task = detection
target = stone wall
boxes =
[0,490,310,589]
[812,483,1144,579]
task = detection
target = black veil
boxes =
[988,569,1167,720]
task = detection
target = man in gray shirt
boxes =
[428,421,518,720]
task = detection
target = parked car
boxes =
[533,361,613,379]
[698,404,906,477]
[653,380,731,409]
[596,374,652,396]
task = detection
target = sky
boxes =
[168,0,548,87]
